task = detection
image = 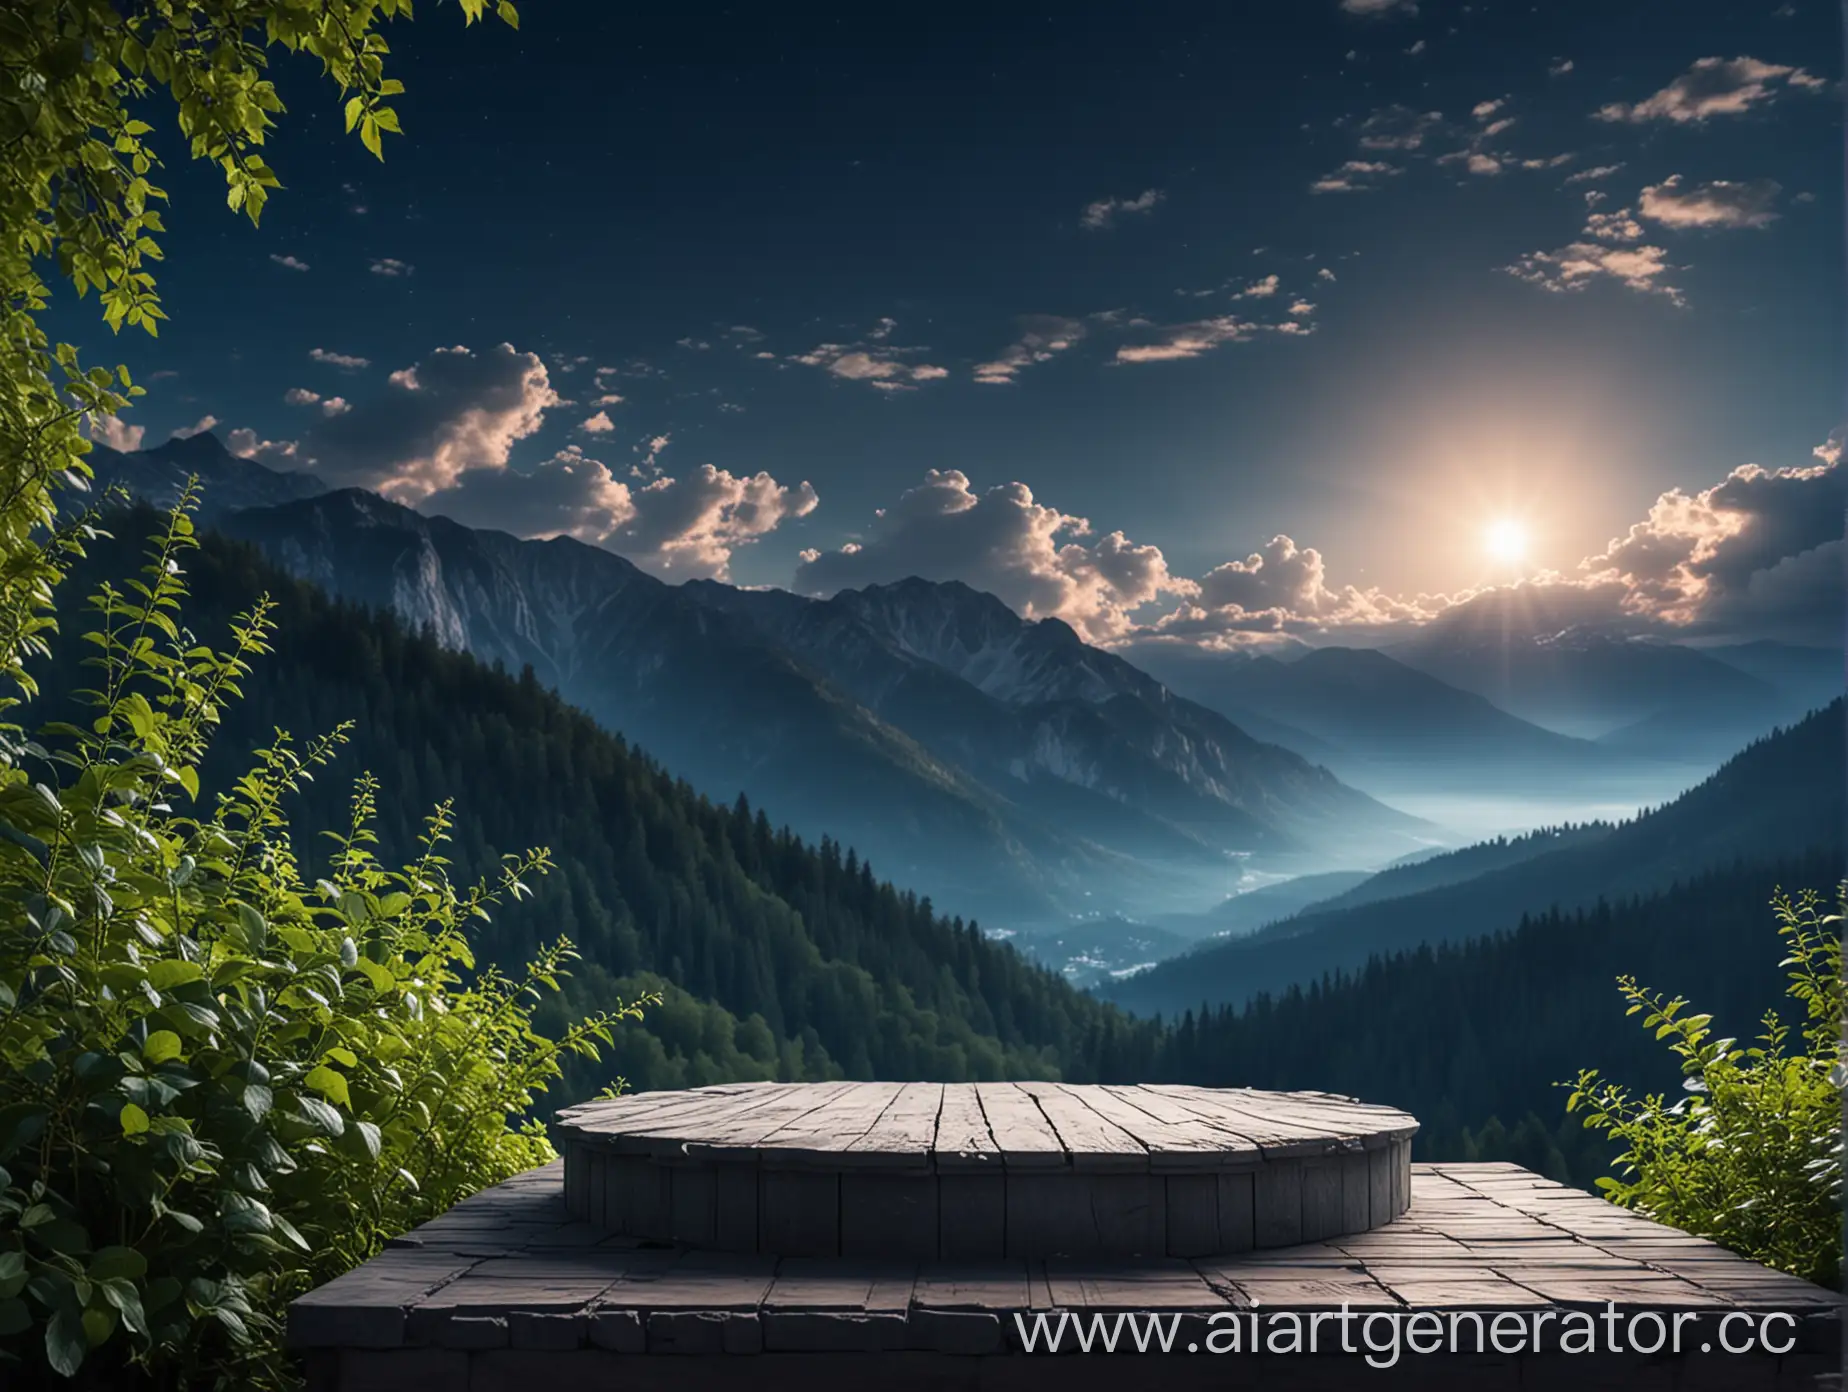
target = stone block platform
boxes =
[291,1160,1841,1390]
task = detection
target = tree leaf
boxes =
[305,1065,351,1108]
[119,1102,150,1135]
[88,1247,147,1282]
[45,1304,87,1377]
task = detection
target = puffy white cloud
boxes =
[309,348,370,370]
[973,315,1087,385]
[282,343,559,503]
[1505,239,1683,305]
[1153,536,1448,645]
[284,388,352,417]
[1310,160,1401,193]
[87,415,145,452]
[1595,56,1825,125]
[1584,208,1646,243]
[793,470,1194,642]
[226,429,300,466]
[421,448,817,580]
[369,257,414,277]
[269,254,310,272]
[1079,188,1164,231]
[791,332,949,392]
[1580,455,1845,628]
[1234,274,1281,299]
[171,415,219,440]
[580,411,616,433]
[1564,163,1623,184]
[1549,58,1574,77]
[1638,175,1781,230]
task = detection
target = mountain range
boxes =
[81,435,1425,923]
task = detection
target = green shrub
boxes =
[1565,886,1843,1287]
[0,498,646,1389]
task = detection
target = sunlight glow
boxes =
[1484,517,1529,564]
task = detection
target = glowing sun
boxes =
[1484,517,1529,564]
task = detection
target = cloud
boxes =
[416,445,817,581]
[1594,56,1825,124]
[1114,316,1259,363]
[171,415,219,441]
[1317,267,1337,282]
[1564,164,1623,185]
[1310,159,1401,193]
[794,470,1193,642]
[1637,175,1781,230]
[1584,207,1646,243]
[1079,188,1164,231]
[269,254,310,272]
[284,388,352,417]
[1405,39,1426,55]
[1571,449,1844,639]
[1152,535,1445,644]
[309,348,371,370]
[1504,239,1683,305]
[1355,104,1445,150]
[592,393,625,406]
[1234,274,1281,299]
[791,332,950,392]
[1339,0,1417,14]
[369,257,414,277]
[280,343,559,503]
[580,411,617,433]
[87,415,145,452]
[226,429,300,466]
[973,315,1087,385]
[1549,58,1574,77]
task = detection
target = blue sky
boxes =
[64,0,1844,648]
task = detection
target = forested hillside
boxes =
[1148,854,1843,1183]
[36,513,1156,1094]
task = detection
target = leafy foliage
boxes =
[0,505,644,1387]
[1,0,517,755]
[0,7,651,1386]
[1566,887,1844,1288]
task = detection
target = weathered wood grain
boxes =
[973,1084,1066,1169]
[1016,1082,1147,1171]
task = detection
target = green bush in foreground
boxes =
[1566,886,1844,1288]
[0,501,645,1389]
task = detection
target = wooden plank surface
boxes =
[1017,1082,1148,1172]
[845,1083,942,1168]
[933,1084,1000,1171]
[757,1082,907,1165]
[974,1084,1067,1169]
[1078,1086,1262,1168]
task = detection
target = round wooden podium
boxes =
[554,1081,1417,1260]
